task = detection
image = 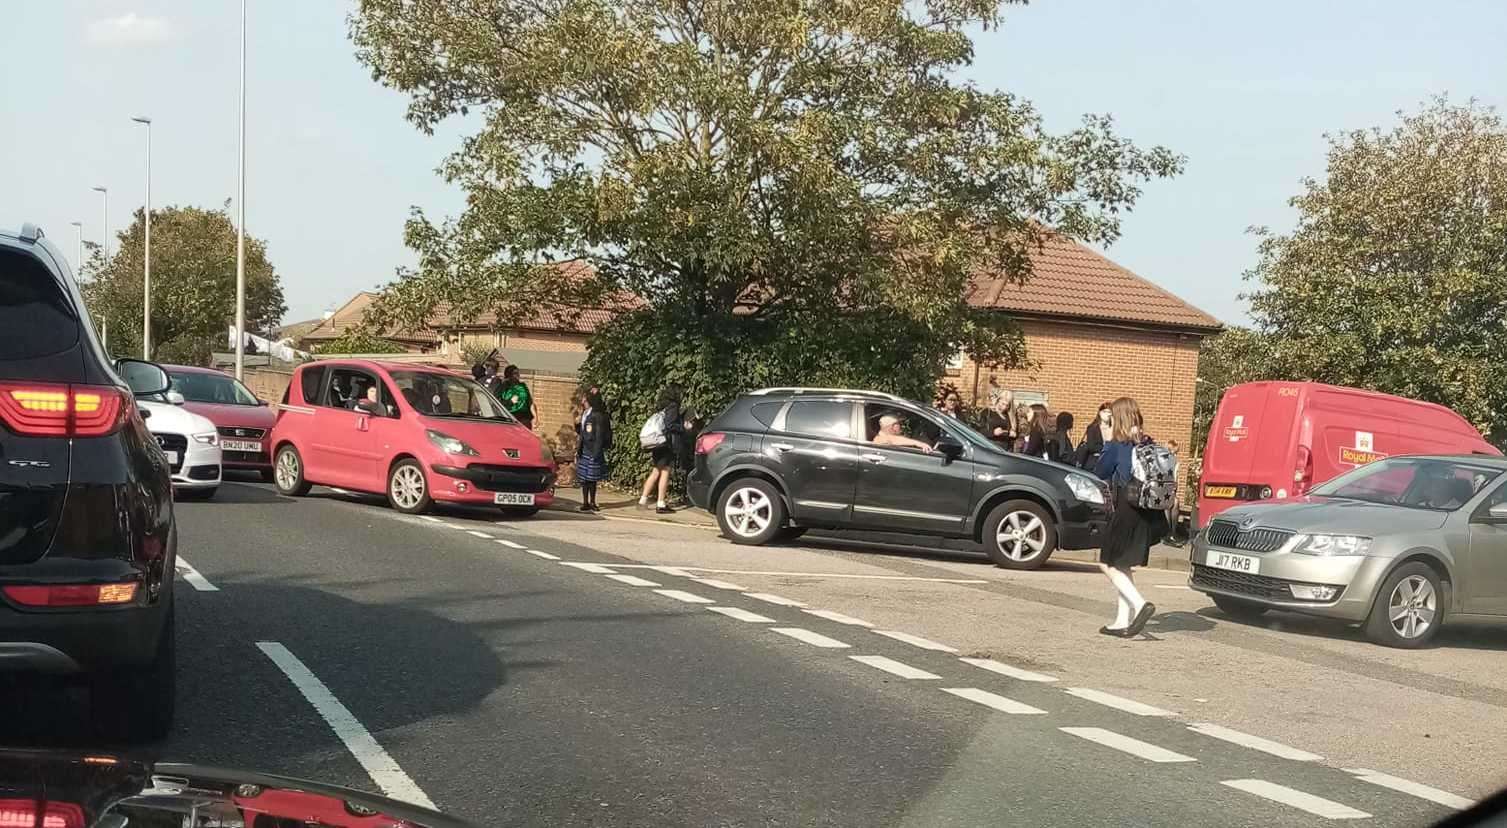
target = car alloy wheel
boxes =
[996,510,1047,562]
[724,486,773,538]
[1388,574,1437,640]
[390,464,427,510]
[275,449,300,491]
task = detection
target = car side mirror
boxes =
[257,398,269,407]
[116,358,171,396]
[167,390,186,406]
[137,407,151,420]
[936,435,965,460]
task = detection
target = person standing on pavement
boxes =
[499,364,539,430]
[1053,411,1076,464]
[1075,401,1113,469]
[575,390,611,512]
[938,390,964,420]
[639,384,684,514]
[983,391,1016,451]
[1092,396,1163,638]
[1021,403,1052,458]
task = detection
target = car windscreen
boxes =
[0,248,79,361]
[1309,457,1503,511]
[169,371,259,405]
[390,370,516,422]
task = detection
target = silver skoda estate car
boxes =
[1190,455,1507,648]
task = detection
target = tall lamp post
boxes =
[132,116,152,360]
[233,0,247,381]
[69,221,84,274]
[91,186,108,259]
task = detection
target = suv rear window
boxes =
[0,249,79,360]
[784,401,853,440]
[750,401,784,428]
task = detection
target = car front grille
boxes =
[222,450,268,464]
[1191,564,1292,600]
[155,433,188,473]
[216,426,267,439]
[1205,520,1294,553]
[465,464,556,493]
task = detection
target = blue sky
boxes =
[3,1,1504,326]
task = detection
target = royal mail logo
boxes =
[1223,427,1249,442]
[1339,447,1386,466]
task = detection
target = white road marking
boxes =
[174,557,219,592]
[653,589,715,604]
[560,562,616,574]
[803,609,874,627]
[420,515,443,523]
[943,687,1047,715]
[1221,779,1370,820]
[707,606,776,623]
[1153,584,1192,590]
[850,655,941,679]
[689,577,747,591]
[874,630,957,652]
[958,657,1057,683]
[648,565,695,577]
[494,539,526,549]
[466,530,493,539]
[526,549,560,560]
[1060,727,1195,763]
[605,574,662,587]
[1344,769,1475,810]
[599,564,987,584]
[256,642,436,809]
[1189,724,1322,762]
[771,627,851,648]
[745,592,807,607]
[1064,687,1173,717]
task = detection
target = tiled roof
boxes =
[968,233,1221,332]
[300,292,439,344]
[425,261,642,333]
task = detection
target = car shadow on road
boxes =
[204,482,295,505]
[1193,605,1507,651]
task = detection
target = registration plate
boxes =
[1207,551,1259,574]
[165,451,180,465]
[1204,485,1238,498]
[221,439,261,453]
[494,492,536,506]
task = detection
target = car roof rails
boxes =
[748,387,906,402]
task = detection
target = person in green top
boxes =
[498,364,538,430]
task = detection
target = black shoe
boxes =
[656,505,674,514]
[1125,602,1157,637]
[590,503,602,512]
[578,503,593,512]
[1099,625,1129,637]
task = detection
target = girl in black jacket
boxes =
[1074,401,1113,469]
[575,390,612,512]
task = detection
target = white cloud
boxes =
[87,12,178,46]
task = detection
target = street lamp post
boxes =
[69,221,83,274]
[91,186,108,259]
[132,116,152,360]
[233,0,247,381]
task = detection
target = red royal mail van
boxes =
[1194,381,1500,528]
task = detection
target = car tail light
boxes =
[0,799,85,828]
[1294,445,1314,494]
[0,382,127,437]
[695,432,727,455]
[2,581,138,607]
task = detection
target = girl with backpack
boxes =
[1092,397,1169,638]
[638,384,684,514]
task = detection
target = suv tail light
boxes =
[695,432,727,455]
[0,382,127,437]
[1294,445,1314,493]
[2,581,138,607]
[0,799,85,828]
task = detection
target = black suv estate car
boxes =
[688,388,1110,568]
[1,223,177,740]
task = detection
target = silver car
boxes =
[1189,454,1507,648]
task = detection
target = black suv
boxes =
[1,224,177,740]
[688,388,1110,568]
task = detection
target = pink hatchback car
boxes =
[268,359,557,515]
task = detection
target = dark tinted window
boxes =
[750,401,784,428]
[0,249,79,360]
[299,366,327,405]
[784,401,852,439]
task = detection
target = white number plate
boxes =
[221,439,261,453]
[494,492,536,506]
[1207,551,1259,575]
[165,451,180,465]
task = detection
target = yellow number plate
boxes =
[1204,485,1238,498]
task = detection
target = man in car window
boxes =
[874,414,934,452]
[354,385,384,416]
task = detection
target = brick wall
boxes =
[243,367,293,405]
[956,318,1204,453]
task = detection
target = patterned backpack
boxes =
[1129,441,1179,511]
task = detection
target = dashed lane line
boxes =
[526,549,560,560]
[803,609,874,627]
[1060,727,1196,763]
[599,564,987,584]
[648,565,696,577]
[654,589,716,604]
[1221,779,1370,820]
[494,539,526,549]
[745,592,807,607]
[1189,723,1323,762]
[873,630,957,652]
[771,627,851,648]
[850,655,940,680]
[174,556,219,592]
[256,642,436,809]
[688,577,747,591]
[1063,687,1174,717]
[604,574,662,587]
[466,530,493,539]
[559,562,616,574]
[1344,769,1474,811]
[958,657,1056,683]
[707,606,776,623]
[942,687,1047,715]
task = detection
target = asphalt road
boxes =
[6,477,1493,826]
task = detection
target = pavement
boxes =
[7,476,1502,826]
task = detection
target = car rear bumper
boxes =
[0,590,171,674]
[688,471,711,511]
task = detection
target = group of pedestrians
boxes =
[955,391,1117,471]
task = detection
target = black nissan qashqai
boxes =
[1,224,177,741]
[689,388,1110,569]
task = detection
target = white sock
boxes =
[1112,594,1132,629]
[1106,567,1147,614]
[657,500,667,508]
[638,495,648,505]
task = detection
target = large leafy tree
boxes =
[85,205,286,365]
[1246,98,1507,443]
[1192,327,1272,455]
[351,0,1181,480]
